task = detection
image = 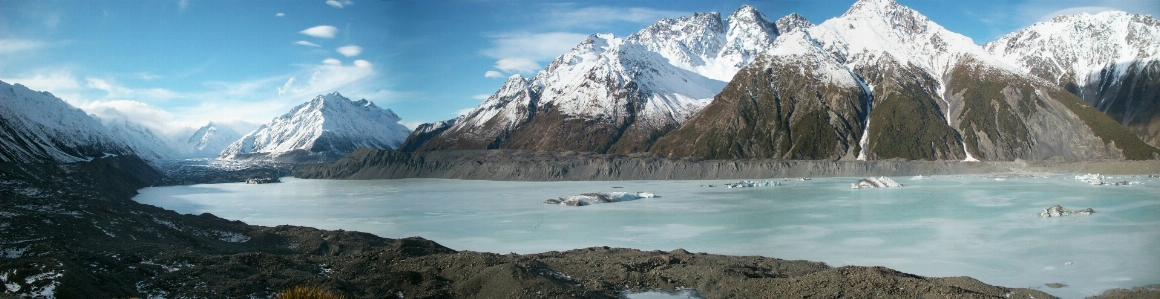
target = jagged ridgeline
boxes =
[403,0,1159,161]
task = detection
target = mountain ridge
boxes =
[219,92,412,162]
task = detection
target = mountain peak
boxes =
[844,0,903,16]
[775,13,813,34]
[727,5,767,24]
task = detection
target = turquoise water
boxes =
[134,175,1160,298]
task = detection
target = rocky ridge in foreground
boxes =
[0,153,1080,298]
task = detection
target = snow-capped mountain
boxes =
[407,5,796,153]
[86,107,175,162]
[219,92,411,162]
[984,11,1160,147]
[179,122,241,158]
[0,80,133,163]
[652,0,1159,161]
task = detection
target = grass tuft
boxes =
[274,286,349,299]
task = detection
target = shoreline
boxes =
[5,155,1158,298]
[293,149,1160,181]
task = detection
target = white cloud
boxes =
[484,70,505,78]
[276,12,285,17]
[543,5,687,29]
[82,100,188,136]
[322,58,342,65]
[481,32,588,62]
[300,25,338,38]
[326,0,353,8]
[472,94,491,100]
[137,72,161,81]
[456,107,475,116]
[353,60,372,68]
[0,38,50,56]
[277,77,296,96]
[494,58,540,74]
[294,40,321,47]
[1,70,82,92]
[336,45,363,57]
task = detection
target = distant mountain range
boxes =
[404,0,1160,161]
[2,0,1158,163]
[219,92,411,163]
[0,81,409,163]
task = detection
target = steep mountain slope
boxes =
[87,108,175,162]
[655,0,1159,161]
[985,11,1160,147]
[219,92,411,162]
[179,122,241,158]
[407,6,792,154]
[651,30,872,160]
[0,80,133,163]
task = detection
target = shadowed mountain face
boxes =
[985,11,1160,148]
[653,0,1158,161]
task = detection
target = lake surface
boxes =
[134,175,1160,298]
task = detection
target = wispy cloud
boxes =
[177,0,189,12]
[479,32,586,77]
[322,58,342,65]
[541,5,687,29]
[481,32,587,62]
[44,14,61,28]
[0,38,52,56]
[295,40,321,47]
[276,12,285,17]
[472,94,491,100]
[326,0,352,9]
[336,45,363,57]
[484,70,505,78]
[300,25,338,38]
[494,58,540,74]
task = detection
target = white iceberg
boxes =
[724,180,779,188]
[851,177,902,189]
[1075,173,1105,185]
[545,192,657,206]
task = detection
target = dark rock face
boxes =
[856,56,968,161]
[650,54,867,160]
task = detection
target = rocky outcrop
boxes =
[1039,205,1094,217]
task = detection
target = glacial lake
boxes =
[133,175,1160,298]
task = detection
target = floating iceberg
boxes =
[545,192,657,206]
[851,177,902,189]
[1074,173,1105,185]
[724,180,779,188]
[1039,205,1094,217]
[910,175,929,180]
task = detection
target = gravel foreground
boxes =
[3,154,1159,298]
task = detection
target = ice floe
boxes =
[545,192,657,206]
[724,180,780,188]
[851,177,902,189]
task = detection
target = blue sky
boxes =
[2,0,1157,137]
